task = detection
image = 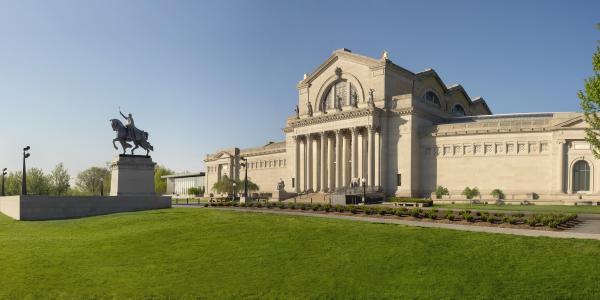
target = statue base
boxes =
[110,155,156,196]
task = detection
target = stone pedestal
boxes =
[110,155,156,196]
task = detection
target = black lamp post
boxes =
[361,178,367,204]
[240,156,248,199]
[22,146,30,195]
[1,168,7,196]
[232,182,237,201]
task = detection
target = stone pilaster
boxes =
[320,132,328,192]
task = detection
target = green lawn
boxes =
[434,203,600,214]
[1,208,599,299]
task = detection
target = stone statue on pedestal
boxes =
[368,89,375,109]
[276,178,285,192]
[307,101,313,117]
[110,110,154,156]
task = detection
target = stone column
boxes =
[557,141,566,194]
[328,134,335,192]
[342,131,349,187]
[351,128,359,181]
[367,126,375,187]
[307,134,313,192]
[375,128,381,187]
[335,129,343,190]
[295,135,301,193]
[320,132,328,192]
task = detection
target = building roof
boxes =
[161,172,205,179]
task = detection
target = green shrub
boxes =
[410,208,422,218]
[394,208,408,217]
[462,187,480,199]
[526,215,540,227]
[203,203,209,207]
[233,202,239,207]
[435,185,449,199]
[480,214,488,222]
[335,205,345,212]
[349,206,358,214]
[386,198,433,206]
[444,210,454,220]
[289,203,296,209]
[487,216,496,224]
[491,189,505,200]
[424,210,437,219]
[463,213,474,222]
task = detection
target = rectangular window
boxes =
[397,174,401,186]
[292,178,295,188]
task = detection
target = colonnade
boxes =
[294,126,381,193]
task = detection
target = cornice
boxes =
[285,108,378,129]
[240,148,286,158]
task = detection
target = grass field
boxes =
[434,203,600,214]
[1,208,600,299]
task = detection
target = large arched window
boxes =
[573,160,591,192]
[322,81,360,110]
[424,91,441,108]
[451,104,466,116]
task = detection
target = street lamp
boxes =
[361,178,367,204]
[22,146,30,195]
[232,182,237,201]
[1,168,7,196]
[240,156,248,199]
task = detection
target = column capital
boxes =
[350,127,360,134]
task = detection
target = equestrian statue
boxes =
[110,108,154,156]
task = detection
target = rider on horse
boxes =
[119,109,137,141]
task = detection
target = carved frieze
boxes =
[425,140,551,158]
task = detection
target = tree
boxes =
[154,165,173,194]
[212,175,259,195]
[188,187,200,196]
[4,171,22,196]
[76,167,110,195]
[49,163,70,195]
[462,187,480,202]
[27,168,51,195]
[580,24,600,158]
[435,185,449,199]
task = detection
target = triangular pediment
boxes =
[553,115,586,128]
[299,49,382,87]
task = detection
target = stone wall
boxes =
[0,195,171,221]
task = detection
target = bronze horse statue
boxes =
[110,119,154,156]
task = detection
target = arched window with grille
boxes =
[451,104,466,116]
[573,160,591,192]
[322,81,360,111]
[424,91,441,108]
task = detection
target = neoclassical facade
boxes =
[205,49,599,204]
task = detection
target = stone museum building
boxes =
[204,49,598,204]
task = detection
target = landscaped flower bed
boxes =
[206,202,578,230]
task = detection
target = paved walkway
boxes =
[173,205,600,241]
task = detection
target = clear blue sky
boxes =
[0,0,598,176]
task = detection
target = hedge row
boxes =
[206,202,577,229]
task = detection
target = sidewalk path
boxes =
[173,205,600,241]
